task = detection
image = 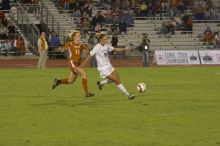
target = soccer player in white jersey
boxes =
[80,34,135,100]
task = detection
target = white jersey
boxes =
[214,34,220,42]
[90,43,114,69]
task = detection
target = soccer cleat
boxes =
[86,92,95,97]
[97,81,103,90]
[52,79,60,90]
[128,94,135,100]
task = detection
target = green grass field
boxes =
[0,66,220,146]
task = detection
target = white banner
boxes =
[199,50,220,64]
[155,50,200,65]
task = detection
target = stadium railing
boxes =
[7,3,40,50]
[40,2,69,44]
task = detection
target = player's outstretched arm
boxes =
[80,55,93,67]
[113,47,132,52]
[58,46,65,52]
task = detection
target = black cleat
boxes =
[86,92,95,97]
[52,79,60,90]
[97,81,103,90]
[128,94,135,100]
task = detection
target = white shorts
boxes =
[98,64,115,78]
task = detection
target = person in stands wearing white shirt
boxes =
[214,31,220,49]
[80,34,135,100]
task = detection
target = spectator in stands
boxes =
[49,32,59,58]
[0,24,8,40]
[185,15,193,31]
[0,10,7,26]
[91,11,105,29]
[214,31,220,49]
[118,20,127,34]
[167,18,177,35]
[194,4,205,20]
[10,5,17,17]
[110,23,118,34]
[69,0,75,10]
[80,12,88,25]
[17,37,26,56]
[4,40,12,51]
[88,33,98,67]
[167,6,177,17]
[174,15,183,30]
[164,0,171,10]
[88,33,98,48]
[160,21,169,35]
[177,1,186,13]
[122,0,131,10]
[73,9,81,17]
[83,1,93,17]
[121,11,134,27]
[138,33,150,67]
[7,23,16,40]
[140,2,148,16]
[111,34,118,47]
[154,1,162,17]
[202,31,214,45]
[81,18,89,37]
[0,41,3,53]
[49,33,60,46]
[182,13,193,32]
[203,26,212,35]
[0,41,7,56]
[13,36,19,49]
[38,32,48,69]
[205,6,218,20]
[194,0,206,9]
[104,9,116,24]
[63,0,70,10]
[134,3,141,16]
[95,23,102,33]
[146,3,154,17]
[0,40,12,56]
[113,0,121,13]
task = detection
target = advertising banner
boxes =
[199,50,220,64]
[155,50,200,65]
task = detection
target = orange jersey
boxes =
[63,41,88,62]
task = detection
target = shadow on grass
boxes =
[30,93,149,108]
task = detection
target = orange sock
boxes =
[61,79,69,84]
[82,78,88,94]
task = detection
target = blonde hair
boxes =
[68,30,80,41]
[98,33,107,42]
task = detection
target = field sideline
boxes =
[0,66,220,146]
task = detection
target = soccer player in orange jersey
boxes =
[52,31,95,97]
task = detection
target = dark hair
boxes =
[99,34,106,41]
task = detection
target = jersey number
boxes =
[75,49,80,55]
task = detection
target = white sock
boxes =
[117,84,129,96]
[100,79,113,85]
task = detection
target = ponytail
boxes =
[68,30,80,42]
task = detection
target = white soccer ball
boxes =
[137,83,146,93]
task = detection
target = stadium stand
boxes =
[0,0,220,58]
[49,0,219,54]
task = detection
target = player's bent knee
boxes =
[115,81,121,85]
[110,78,120,85]
[81,73,87,79]
[68,80,73,84]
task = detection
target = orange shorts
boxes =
[68,60,80,74]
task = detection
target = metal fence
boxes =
[10,3,40,48]
[40,2,68,44]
